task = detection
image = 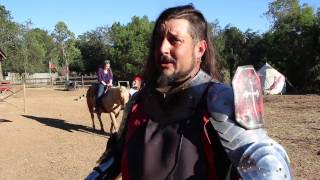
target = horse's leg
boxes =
[91,113,95,130]
[110,116,114,133]
[115,111,120,118]
[87,103,95,129]
[110,112,120,132]
[109,112,119,132]
[87,85,98,130]
[97,112,105,132]
[87,100,96,130]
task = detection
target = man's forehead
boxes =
[158,19,190,35]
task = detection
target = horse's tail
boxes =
[86,85,97,116]
[86,84,97,98]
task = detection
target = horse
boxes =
[86,85,130,133]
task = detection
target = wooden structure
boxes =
[0,48,7,81]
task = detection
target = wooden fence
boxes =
[0,82,26,113]
[5,75,130,90]
[56,76,98,89]
[4,75,98,89]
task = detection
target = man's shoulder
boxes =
[207,82,234,101]
[206,82,234,119]
[208,80,232,89]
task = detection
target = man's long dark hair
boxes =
[143,4,221,88]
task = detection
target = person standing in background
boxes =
[129,75,143,96]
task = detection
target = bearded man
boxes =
[87,4,292,180]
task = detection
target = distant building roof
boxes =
[0,48,7,61]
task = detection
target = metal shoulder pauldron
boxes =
[206,66,292,179]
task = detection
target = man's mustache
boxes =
[160,55,176,64]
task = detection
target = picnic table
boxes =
[0,81,12,93]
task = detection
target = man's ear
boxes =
[195,40,207,60]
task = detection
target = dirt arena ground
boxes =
[0,87,319,179]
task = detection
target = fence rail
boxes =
[3,75,99,89]
[3,75,132,90]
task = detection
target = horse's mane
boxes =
[109,86,130,102]
[109,86,129,93]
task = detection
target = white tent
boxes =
[257,63,286,95]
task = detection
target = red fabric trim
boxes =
[121,103,149,180]
[121,148,130,180]
[121,104,220,180]
[201,114,218,180]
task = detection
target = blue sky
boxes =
[1,0,319,36]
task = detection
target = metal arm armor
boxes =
[207,82,292,179]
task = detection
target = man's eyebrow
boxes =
[167,31,181,38]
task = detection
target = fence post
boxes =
[81,75,84,88]
[23,83,27,113]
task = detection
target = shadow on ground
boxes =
[54,88,70,91]
[22,115,110,137]
[0,119,12,123]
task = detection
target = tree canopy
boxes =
[0,1,319,93]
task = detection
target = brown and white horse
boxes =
[86,85,130,133]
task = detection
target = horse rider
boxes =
[95,60,113,112]
[87,4,292,180]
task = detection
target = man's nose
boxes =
[159,39,170,55]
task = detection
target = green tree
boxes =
[108,16,154,80]
[0,5,24,74]
[210,20,230,82]
[242,30,265,68]
[52,21,79,79]
[77,26,111,74]
[264,0,319,92]
[22,28,55,73]
[221,26,245,79]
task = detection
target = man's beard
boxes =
[157,55,196,88]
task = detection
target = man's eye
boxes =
[170,37,181,44]
[173,38,180,42]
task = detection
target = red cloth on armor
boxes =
[120,103,219,180]
[202,114,218,180]
[121,103,148,180]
